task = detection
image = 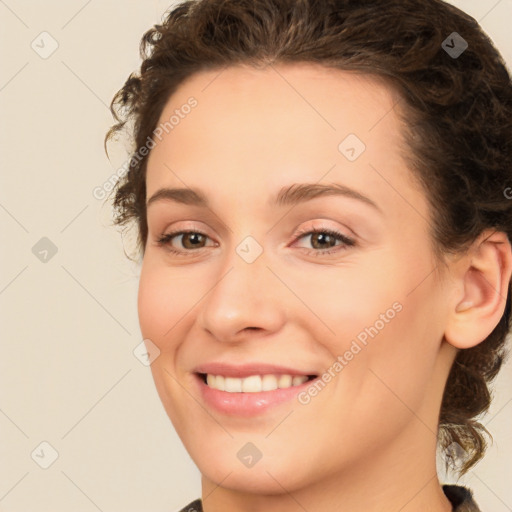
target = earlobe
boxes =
[445,230,512,349]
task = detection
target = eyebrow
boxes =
[146,182,381,213]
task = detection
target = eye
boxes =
[155,226,356,257]
[291,227,355,257]
[156,230,214,255]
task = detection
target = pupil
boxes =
[185,233,203,248]
[314,233,332,248]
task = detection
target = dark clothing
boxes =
[178,484,481,511]
[178,499,202,512]
[443,485,482,511]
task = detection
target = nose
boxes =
[197,247,287,343]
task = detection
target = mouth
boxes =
[197,372,318,392]
[194,372,320,417]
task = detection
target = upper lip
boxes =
[194,362,318,378]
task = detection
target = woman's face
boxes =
[139,63,457,493]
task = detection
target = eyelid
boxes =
[155,221,356,258]
[290,226,356,254]
[291,221,355,242]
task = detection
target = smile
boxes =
[194,372,320,417]
[201,373,316,393]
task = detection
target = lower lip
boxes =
[195,374,317,417]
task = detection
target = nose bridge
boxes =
[198,236,285,340]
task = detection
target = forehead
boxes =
[145,63,426,221]
[150,63,403,155]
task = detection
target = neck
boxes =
[200,427,453,512]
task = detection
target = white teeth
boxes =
[278,374,292,388]
[216,375,225,389]
[204,373,310,393]
[292,375,308,386]
[242,375,262,392]
[262,374,278,391]
[225,377,242,392]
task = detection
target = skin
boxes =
[138,63,512,512]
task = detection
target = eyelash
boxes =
[156,227,356,257]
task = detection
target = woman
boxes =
[104,0,512,510]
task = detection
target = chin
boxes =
[195,451,316,495]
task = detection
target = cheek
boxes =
[137,260,194,425]
[296,262,401,348]
[308,253,443,418]
[344,285,445,433]
[137,259,195,350]
[137,265,166,341]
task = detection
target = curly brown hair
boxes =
[104,0,512,475]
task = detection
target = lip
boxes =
[193,362,317,378]
[193,372,319,417]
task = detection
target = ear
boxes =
[444,229,512,349]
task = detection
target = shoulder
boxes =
[177,498,202,512]
[443,484,482,512]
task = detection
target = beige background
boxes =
[1,1,511,511]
